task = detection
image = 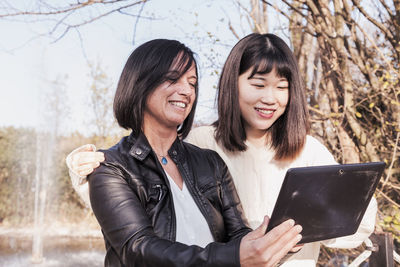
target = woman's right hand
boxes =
[70,144,105,176]
[239,216,302,267]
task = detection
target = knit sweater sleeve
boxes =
[65,144,97,208]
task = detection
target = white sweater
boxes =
[186,126,377,267]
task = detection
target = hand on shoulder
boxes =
[67,144,105,176]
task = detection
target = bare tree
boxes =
[87,61,122,147]
[230,0,269,36]
[0,0,149,42]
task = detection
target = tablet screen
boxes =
[266,162,385,243]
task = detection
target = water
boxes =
[31,89,62,264]
[31,132,46,264]
[0,233,105,266]
[0,87,107,266]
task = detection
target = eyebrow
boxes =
[249,75,288,82]
[188,75,197,81]
[249,75,265,80]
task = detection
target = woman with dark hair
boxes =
[186,33,377,266]
[186,33,376,266]
[80,38,302,267]
[67,34,376,266]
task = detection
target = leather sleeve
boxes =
[88,153,245,267]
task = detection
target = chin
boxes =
[254,122,273,131]
[167,119,186,127]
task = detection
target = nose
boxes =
[260,87,276,104]
[177,79,194,96]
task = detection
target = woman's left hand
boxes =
[70,144,105,176]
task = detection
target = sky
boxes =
[0,0,286,135]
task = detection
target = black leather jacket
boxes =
[88,132,252,267]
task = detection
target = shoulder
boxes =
[182,141,226,169]
[304,135,327,149]
[94,136,131,177]
[298,135,337,165]
[183,140,221,160]
[182,142,230,188]
[187,125,215,139]
[185,125,217,149]
[100,136,130,162]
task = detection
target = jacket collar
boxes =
[128,131,184,162]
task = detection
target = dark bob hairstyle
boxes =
[214,33,310,161]
[113,39,198,139]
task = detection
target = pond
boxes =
[0,230,105,267]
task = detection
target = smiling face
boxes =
[143,63,197,132]
[238,67,289,138]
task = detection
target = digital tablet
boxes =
[266,162,385,244]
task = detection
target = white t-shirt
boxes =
[165,172,214,247]
[186,125,377,267]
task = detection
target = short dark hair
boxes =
[113,39,198,139]
[214,33,309,161]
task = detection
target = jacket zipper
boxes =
[153,184,163,201]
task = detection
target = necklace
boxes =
[157,154,168,165]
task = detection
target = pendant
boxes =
[161,156,168,165]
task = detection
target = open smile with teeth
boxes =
[255,108,274,115]
[169,101,187,108]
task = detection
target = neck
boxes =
[143,123,177,155]
[245,127,269,148]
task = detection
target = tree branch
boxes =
[351,0,394,40]
[381,131,400,188]
[0,0,141,18]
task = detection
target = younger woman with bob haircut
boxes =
[79,38,303,267]
[214,33,308,160]
[67,33,376,267]
[188,33,377,266]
